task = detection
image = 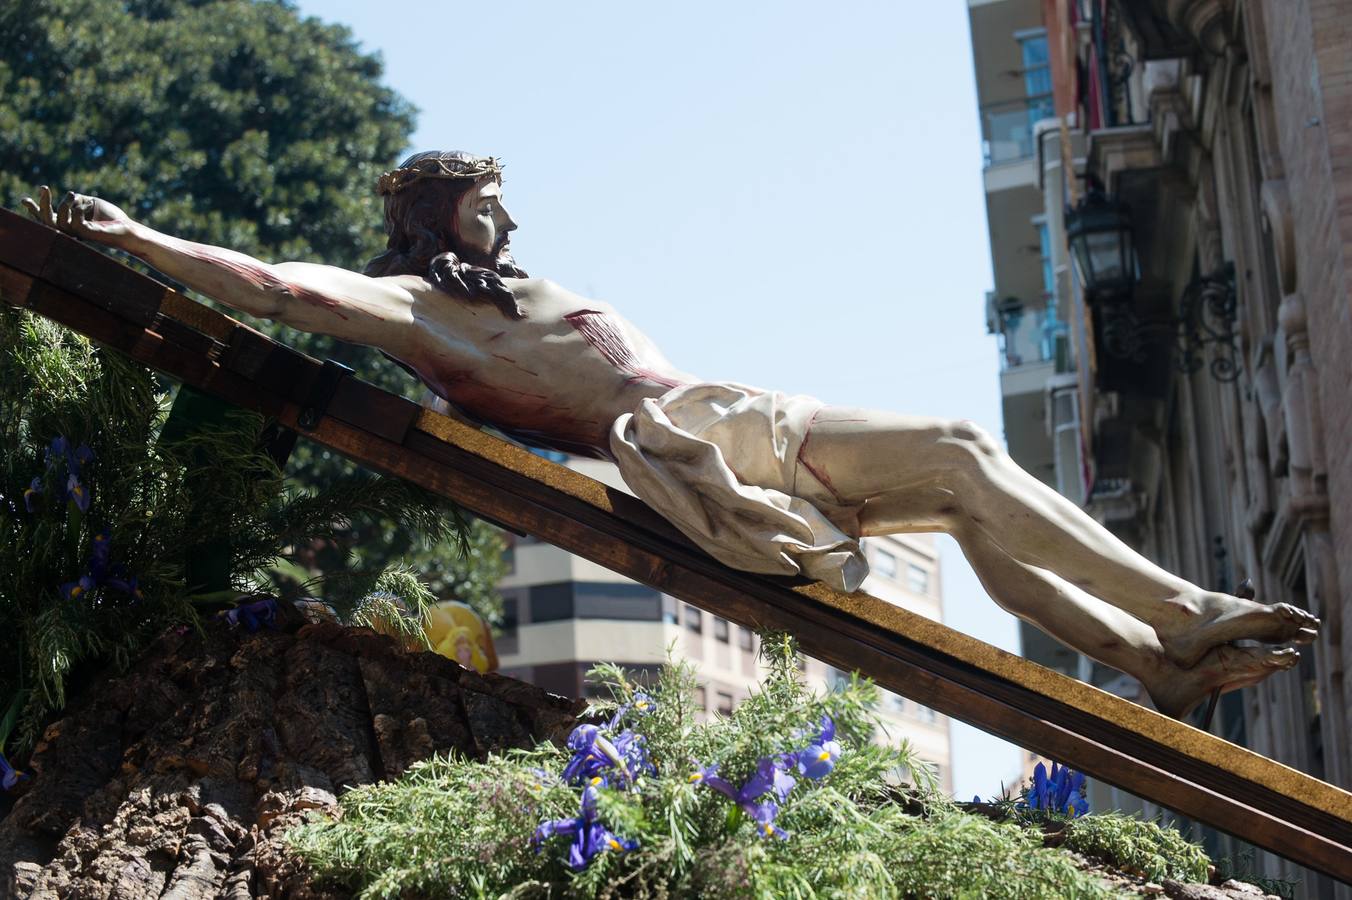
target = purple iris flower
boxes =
[46,436,71,468]
[65,473,90,512]
[612,729,655,779]
[605,691,656,732]
[562,725,611,785]
[690,757,793,839]
[1,752,27,792]
[1021,761,1088,818]
[749,797,789,840]
[224,597,278,632]
[105,573,144,602]
[23,477,42,513]
[60,574,97,601]
[46,437,93,470]
[794,715,842,779]
[568,822,639,869]
[562,723,632,786]
[743,756,797,805]
[39,437,94,511]
[568,724,600,753]
[532,782,638,870]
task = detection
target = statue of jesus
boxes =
[24,150,1320,720]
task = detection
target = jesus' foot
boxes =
[1143,644,1301,720]
[1155,590,1319,668]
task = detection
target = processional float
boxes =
[0,207,1348,882]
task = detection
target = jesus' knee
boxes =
[934,419,1005,484]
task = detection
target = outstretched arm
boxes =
[24,187,418,356]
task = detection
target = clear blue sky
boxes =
[295,0,1024,798]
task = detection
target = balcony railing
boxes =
[981,94,1055,167]
[992,301,1071,373]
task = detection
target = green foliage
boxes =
[0,307,467,753]
[1,310,192,744]
[321,490,508,628]
[0,0,411,270]
[287,635,1138,899]
[0,0,506,621]
[1063,812,1211,884]
[0,0,419,413]
[1212,849,1296,900]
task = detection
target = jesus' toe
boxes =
[1146,645,1299,720]
[1161,599,1320,666]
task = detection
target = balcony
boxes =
[987,293,1068,489]
[981,94,1055,168]
[987,294,1071,379]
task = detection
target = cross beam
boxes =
[1,208,1348,881]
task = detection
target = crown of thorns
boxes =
[376,156,504,196]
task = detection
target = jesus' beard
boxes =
[426,238,530,319]
[457,236,527,280]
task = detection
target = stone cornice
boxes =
[1164,0,1231,56]
[1120,0,1233,59]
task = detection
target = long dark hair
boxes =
[364,150,528,319]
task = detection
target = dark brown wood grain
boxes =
[2,205,1349,881]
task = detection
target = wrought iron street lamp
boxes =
[1066,188,1239,382]
[1066,188,1138,299]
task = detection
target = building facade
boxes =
[970,0,1352,894]
[494,456,954,793]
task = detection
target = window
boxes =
[695,685,707,710]
[574,582,661,620]
[714,616,730,643]
[684,605,702,634]
[739,626,754,652]
[528,582,663,622]
[913,703,937,724]
[495,593,521,655]
[1017,31,1051,97]
[661,595,679,625]
[529,582,574,622]
[874,549,898,580]
[715,691,734,716]
[890,693,906,713]
[906,564,929,595]
[500,596,519,640]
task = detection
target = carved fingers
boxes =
[20,185,57,227]
[21,186,131,242]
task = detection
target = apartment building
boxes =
[969,1,1352,894]
[494,456,953,794]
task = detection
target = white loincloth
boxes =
[609,382,869,592]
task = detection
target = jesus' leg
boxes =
[951,519,1299,718]
[796,408,1319,666]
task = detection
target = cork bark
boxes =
[0,610,583,899]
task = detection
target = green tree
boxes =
[0,0,506,621]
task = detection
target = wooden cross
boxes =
[1,207,1349,881]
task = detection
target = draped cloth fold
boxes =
[609,382,870,592]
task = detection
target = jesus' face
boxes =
[452,177,517,267]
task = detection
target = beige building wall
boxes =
[495,457,953,795]
[972,1,1352,895]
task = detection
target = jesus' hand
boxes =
[23,186,135,243]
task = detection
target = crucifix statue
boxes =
[24,150,1320,720]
